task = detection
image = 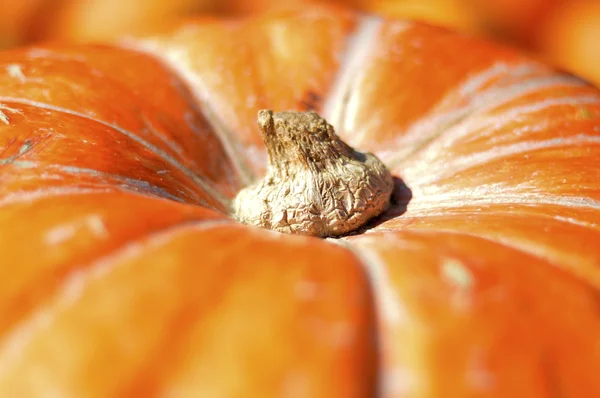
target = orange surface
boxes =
[1,4,600,397]
[540,0,600,87]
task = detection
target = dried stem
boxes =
[233,110,393,237]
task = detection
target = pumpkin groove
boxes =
[1,3,600,397]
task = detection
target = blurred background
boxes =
[2,0,599,86]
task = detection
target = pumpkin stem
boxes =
[233,109,393,237]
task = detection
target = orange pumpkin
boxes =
[1,4,600,397]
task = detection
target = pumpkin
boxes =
[1,3,600,397]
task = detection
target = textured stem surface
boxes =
[233,110,394,237]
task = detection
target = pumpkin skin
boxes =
[1,4,600,397]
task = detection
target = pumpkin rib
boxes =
[0,219,235,393]
[386,77,592,168]
[0,193,228,342]
[0,221,377,397]
[113,291,212,398]
[440,62,540,98]
[1,163,199,205]
[0,104,232,210]
[1,49,192,168]
[32,163,202,204]
[379,217,600,290]
[0,218,233,339]
[374,61,546,159]
[321,15,384,133]
[108,226,272,398]
[0,96,229,209]
[404,133,600,186]
[344,229,600,397]
[0,148,220,209]
[0,47,240,196]
[128,41,258,186]
[395,73,581,139]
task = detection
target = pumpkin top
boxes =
[233,109,393,237]
[1,3,600,397]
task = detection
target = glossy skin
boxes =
[1,4,600,397]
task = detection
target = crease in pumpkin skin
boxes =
[327,237,420,397]
[391,195,600,219]
[328,238,404,327]
[0,219,236,374]
[1,49,244,198]
[321,15,385,137]
[0,97,230,209]
[111,227,272,398]
[0,178,190,208]
[0,144,210,206]
[126,40,258,187]
[1,161,207,206]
